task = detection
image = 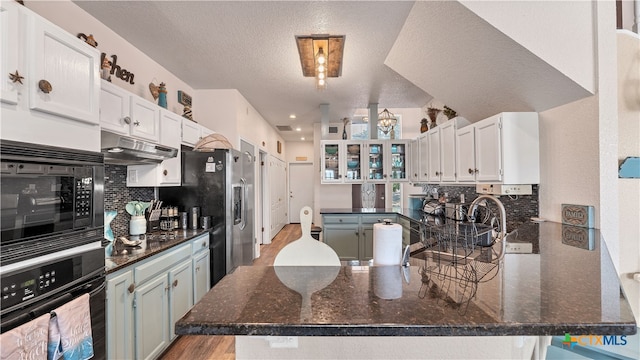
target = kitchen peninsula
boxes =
[176,221,636,359]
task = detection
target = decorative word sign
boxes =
[178,90,192,106]
[100,53,135,85]
[561,204,595,228]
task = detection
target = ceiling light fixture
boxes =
[289,114,297,119]
[296,34,345,90]
[295,127,301,131]
[377,108,397,135]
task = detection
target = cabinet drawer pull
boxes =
[128,283,135,293]
[173,279,178,288]
[38,79,52,94]
[123,116,131,125]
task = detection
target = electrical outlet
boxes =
[506,242,533,254]
[267,336,299,348]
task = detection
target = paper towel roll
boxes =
[372,266,402,299]
[373,221,402,265]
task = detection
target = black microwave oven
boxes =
[0,140,104,266]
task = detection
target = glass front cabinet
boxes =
[321,140,408,184]
[321,141,365,184]
[365,141,385,182]
[321,141,342,183]
[388,140,409,182]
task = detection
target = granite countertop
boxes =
[105,229,209,274]
[321,208,426,223]
[175,221,637,337]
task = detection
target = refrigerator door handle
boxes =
[240,177,247,230]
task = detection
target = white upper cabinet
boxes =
[455,125,476,182]
[321,141,344,183]
[439,120,460,182]
[158,110,182,186]
[365,141,386,182]
[28,11,100,124]
[417,133,429,182]
[426,129,441,183]
[181,118,214,147]
[0,2,101,151]
[409,138,419,182]
[99,80,131,135]
[455,112,539,185]
[99,80,160,143]
[181,118,201,146]
[387,140,409,182]
[474,117,502,182]
[130,96,160,142]
[1,2,19,105]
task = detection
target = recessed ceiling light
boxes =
[301,137,305,141]
[295,127,301,131]
[289,114,296,119]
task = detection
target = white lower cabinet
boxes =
[106,270,135,360]
[135,273,170,360]
[191,233,210,303]
[169,260,193,341]
[106,235,211,359]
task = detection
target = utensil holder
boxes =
[130,215,147,235]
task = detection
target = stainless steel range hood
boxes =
[101,131,178,164]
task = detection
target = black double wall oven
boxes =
[0,140,106,359]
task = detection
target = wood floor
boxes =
[158,224,302,360]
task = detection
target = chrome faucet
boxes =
[467,194,507,257]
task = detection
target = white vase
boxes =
[129,215,147,235]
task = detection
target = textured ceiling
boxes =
[73,1,431,142]
[385,1,593,122]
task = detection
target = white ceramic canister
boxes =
[129,215,147,235]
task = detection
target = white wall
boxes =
[538,1,621,270]
[26,0,194,116]
[460,0,595,94]
[285,141,314,164]
[617,31,640,279]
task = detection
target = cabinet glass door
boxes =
[322,142,341,182]
[389,141,408,181]
[344,142,363,182]
[367,142,385,181]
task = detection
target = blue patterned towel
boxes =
[48,294,94,360]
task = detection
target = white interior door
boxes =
[289,163,314,223]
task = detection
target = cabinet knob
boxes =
[468,168,474,174]
[202,241,207,248]
[355,231,359,236]
[383,174,387,178]
[38,79,52,94]
[196,266,200,272]
[133,120,140,126]
[128,283,135,293]
[163,169,168,176]
[475,168,479,174]
[123,116,131,125]
[338,175,342,179]
[173,279,178,288]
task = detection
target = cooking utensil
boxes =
[274,206,340,321]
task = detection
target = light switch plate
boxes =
[505,242,533,254]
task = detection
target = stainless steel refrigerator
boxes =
[159,146,254,287]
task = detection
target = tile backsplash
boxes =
[418,184,539,231]
[104,164,154,238]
